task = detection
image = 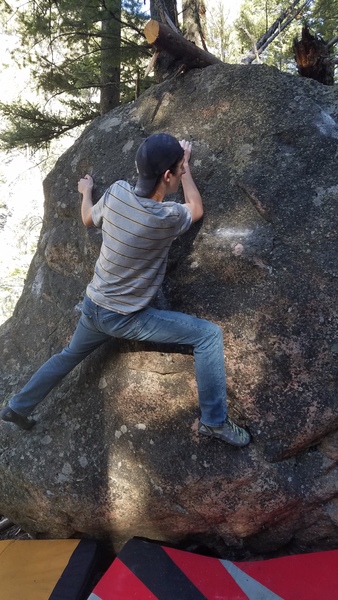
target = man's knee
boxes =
[212,323,224,344]
[197,320,223,349]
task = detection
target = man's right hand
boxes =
[179,139,192,167]
[78,174,93,195]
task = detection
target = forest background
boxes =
[0,0,336,324]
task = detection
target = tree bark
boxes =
[100,0,121,115]
[182,0,208,50]
[149,1,179,81]
[327,34,338,50]
[144,19,223,70]
[150,0,178,27]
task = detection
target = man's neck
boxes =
[150,185,165,202]
[150,189,164,203]
[149,178,169,202]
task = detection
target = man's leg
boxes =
[1,308,110,426]
[97,306,250,446]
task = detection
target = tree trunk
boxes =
[100,0,121,115]
[144,19,223,71]
[293,25,335,85]
[150,0,178,27]
[149,1,179,81]
[182,0,208,50]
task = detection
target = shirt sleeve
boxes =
[174,203,193,236]
[91,186,111,228]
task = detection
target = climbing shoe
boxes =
[198,417,251,447]
[1,407,36,431]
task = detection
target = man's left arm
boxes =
[179,140,203,223]
[78,174,94,226]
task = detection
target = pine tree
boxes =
[206,1,241,63]
[309,0,338,41]
[0,0,150,150]
[182,0,207,50]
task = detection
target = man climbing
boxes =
[1,133,250,447]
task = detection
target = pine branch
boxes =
[0,101,99,150]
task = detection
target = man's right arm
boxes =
[78,174,94,226]
[180,140,204,223]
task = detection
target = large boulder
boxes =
[0,63,337,556]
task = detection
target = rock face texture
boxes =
[0,63,337,556]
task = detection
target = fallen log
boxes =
[144,19,223,70]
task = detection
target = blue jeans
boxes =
[9,295,227,427]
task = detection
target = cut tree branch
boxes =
[144,19,223,70]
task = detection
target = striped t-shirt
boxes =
[86,180,192,314]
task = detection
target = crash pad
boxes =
[0,538,98,600]
[87,537,338,600]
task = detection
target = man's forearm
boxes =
[78,174,94,226]
[182,165,203,222]
[81,189,94,226]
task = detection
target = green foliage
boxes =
[234,0,327,72]
[1,0,337,153]
[0,0,151,150]
[206,1,241,63]
[0,100,100,150]
[236,0,280,64]
[307,0,338,41]
[206,0,337,76]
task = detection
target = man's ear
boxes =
[163,169,171,184]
